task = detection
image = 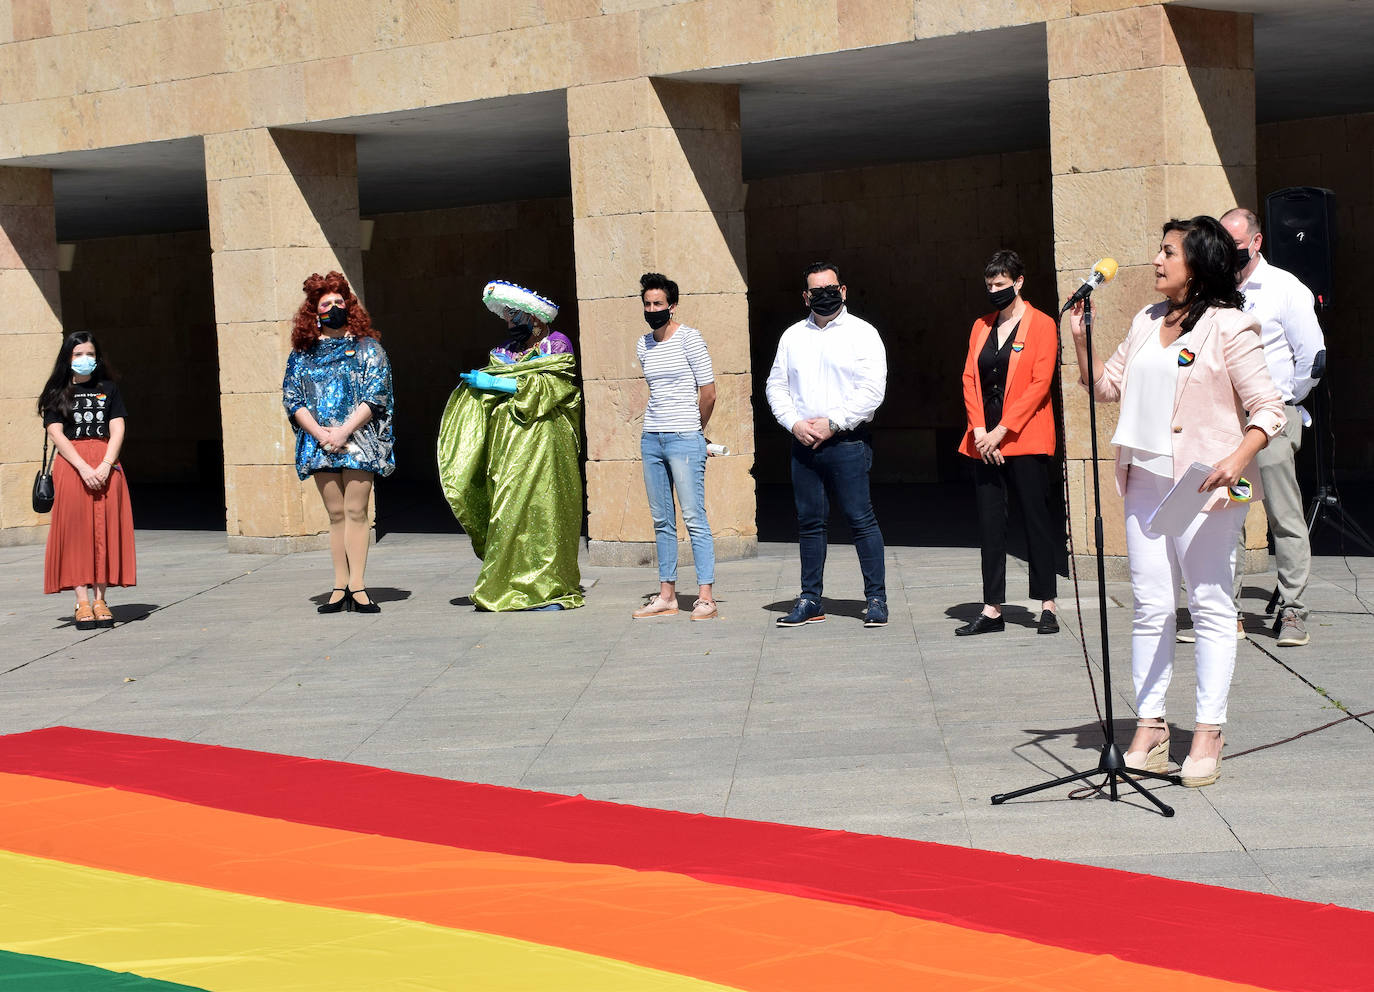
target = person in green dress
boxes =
[437,281,584,611]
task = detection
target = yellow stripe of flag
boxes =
[0,850,739,992]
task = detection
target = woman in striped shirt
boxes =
[631,272,719,621]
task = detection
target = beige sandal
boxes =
[1180,726,1225,787]
[691,598,718,621]
[632,596,679,619]
[1124,718,1170,773]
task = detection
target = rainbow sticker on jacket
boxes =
[1011,342,1024,352]
[1177,348,1196,367]
[345,348,356,357]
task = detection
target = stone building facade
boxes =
[2,1,1370,575]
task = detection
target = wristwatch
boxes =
[827,418,839,434]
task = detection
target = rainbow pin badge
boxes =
[1177,348,1196,367]
[345,348,356,357]
[1011,342,1025,353]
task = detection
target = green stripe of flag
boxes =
[0,949,211,990]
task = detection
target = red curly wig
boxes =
[290,271,380,351]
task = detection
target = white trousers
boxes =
[1124,468,1247,725]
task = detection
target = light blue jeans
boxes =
[641,431,714,586]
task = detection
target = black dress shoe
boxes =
[349,588,381,614]
[317,588,349,614]
[1037,610,1060,635]
[955,614,1005,636]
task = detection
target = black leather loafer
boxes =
[1037,610,1060,635]
[955,614,1005,636]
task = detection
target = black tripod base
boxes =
[991,743,1182,816]
[1309,489,1374,555]
[1267,488,1374,619]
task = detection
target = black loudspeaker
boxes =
[1264,186,1335,307]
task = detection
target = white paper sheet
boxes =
[1145,462,1215,536]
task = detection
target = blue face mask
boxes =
[71,355,97,376]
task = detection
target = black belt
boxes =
[828,426,870,444]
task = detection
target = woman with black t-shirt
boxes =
[38,331,136,630]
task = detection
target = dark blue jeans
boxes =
[791,438,885,602]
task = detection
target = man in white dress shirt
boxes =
[1221,207,1326,647]
[765,262,888,628]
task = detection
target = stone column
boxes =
[568,78,756,568]
[205,128,364,553]
[1049,5,1256,576]
[0,167,63,547]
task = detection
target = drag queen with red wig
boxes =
[282,271,395,614]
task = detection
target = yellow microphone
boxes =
[1061,257,1118,313]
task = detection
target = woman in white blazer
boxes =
[1068,215,1284,788]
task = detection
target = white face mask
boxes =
[71,355,98,375]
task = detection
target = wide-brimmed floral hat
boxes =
[482,280,558,325]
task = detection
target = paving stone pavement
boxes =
[2,529,1371,911]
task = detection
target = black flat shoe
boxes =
[317,588,349,614]
[349,588,381,614]
[955,614,1005,636]
[1037,610,1060,635]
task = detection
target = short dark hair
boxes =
[984,249,1024,283]
[804,261,841,284]
[1161,215,1245,332]
[1220,207,1261,238]
[639,271,679,305]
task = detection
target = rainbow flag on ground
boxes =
[0,727,1368,990]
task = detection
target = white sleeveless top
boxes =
[1112,330,1189,475]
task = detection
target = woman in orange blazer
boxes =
[957,250,1060,637]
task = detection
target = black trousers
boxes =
[973,454,1059,606]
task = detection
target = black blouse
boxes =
[977,323,1016,428]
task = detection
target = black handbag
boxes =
[32,434,54,514]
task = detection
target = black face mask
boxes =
[643,309,672,330]
[319,305,348,329]
[1234,248,1250,270]
[987,285,1018,311]
[807,286,844,317]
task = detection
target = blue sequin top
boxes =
[282,336,395,480]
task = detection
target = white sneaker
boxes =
[1276,610,1309,647]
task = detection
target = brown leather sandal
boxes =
[74,601,97,631]
[92,599,115,628]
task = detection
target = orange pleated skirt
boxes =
[44,438,137,594]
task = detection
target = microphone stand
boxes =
[992,296,1182,816]
[1303,377,1374,551]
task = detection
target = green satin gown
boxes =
[437,353,585,611]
